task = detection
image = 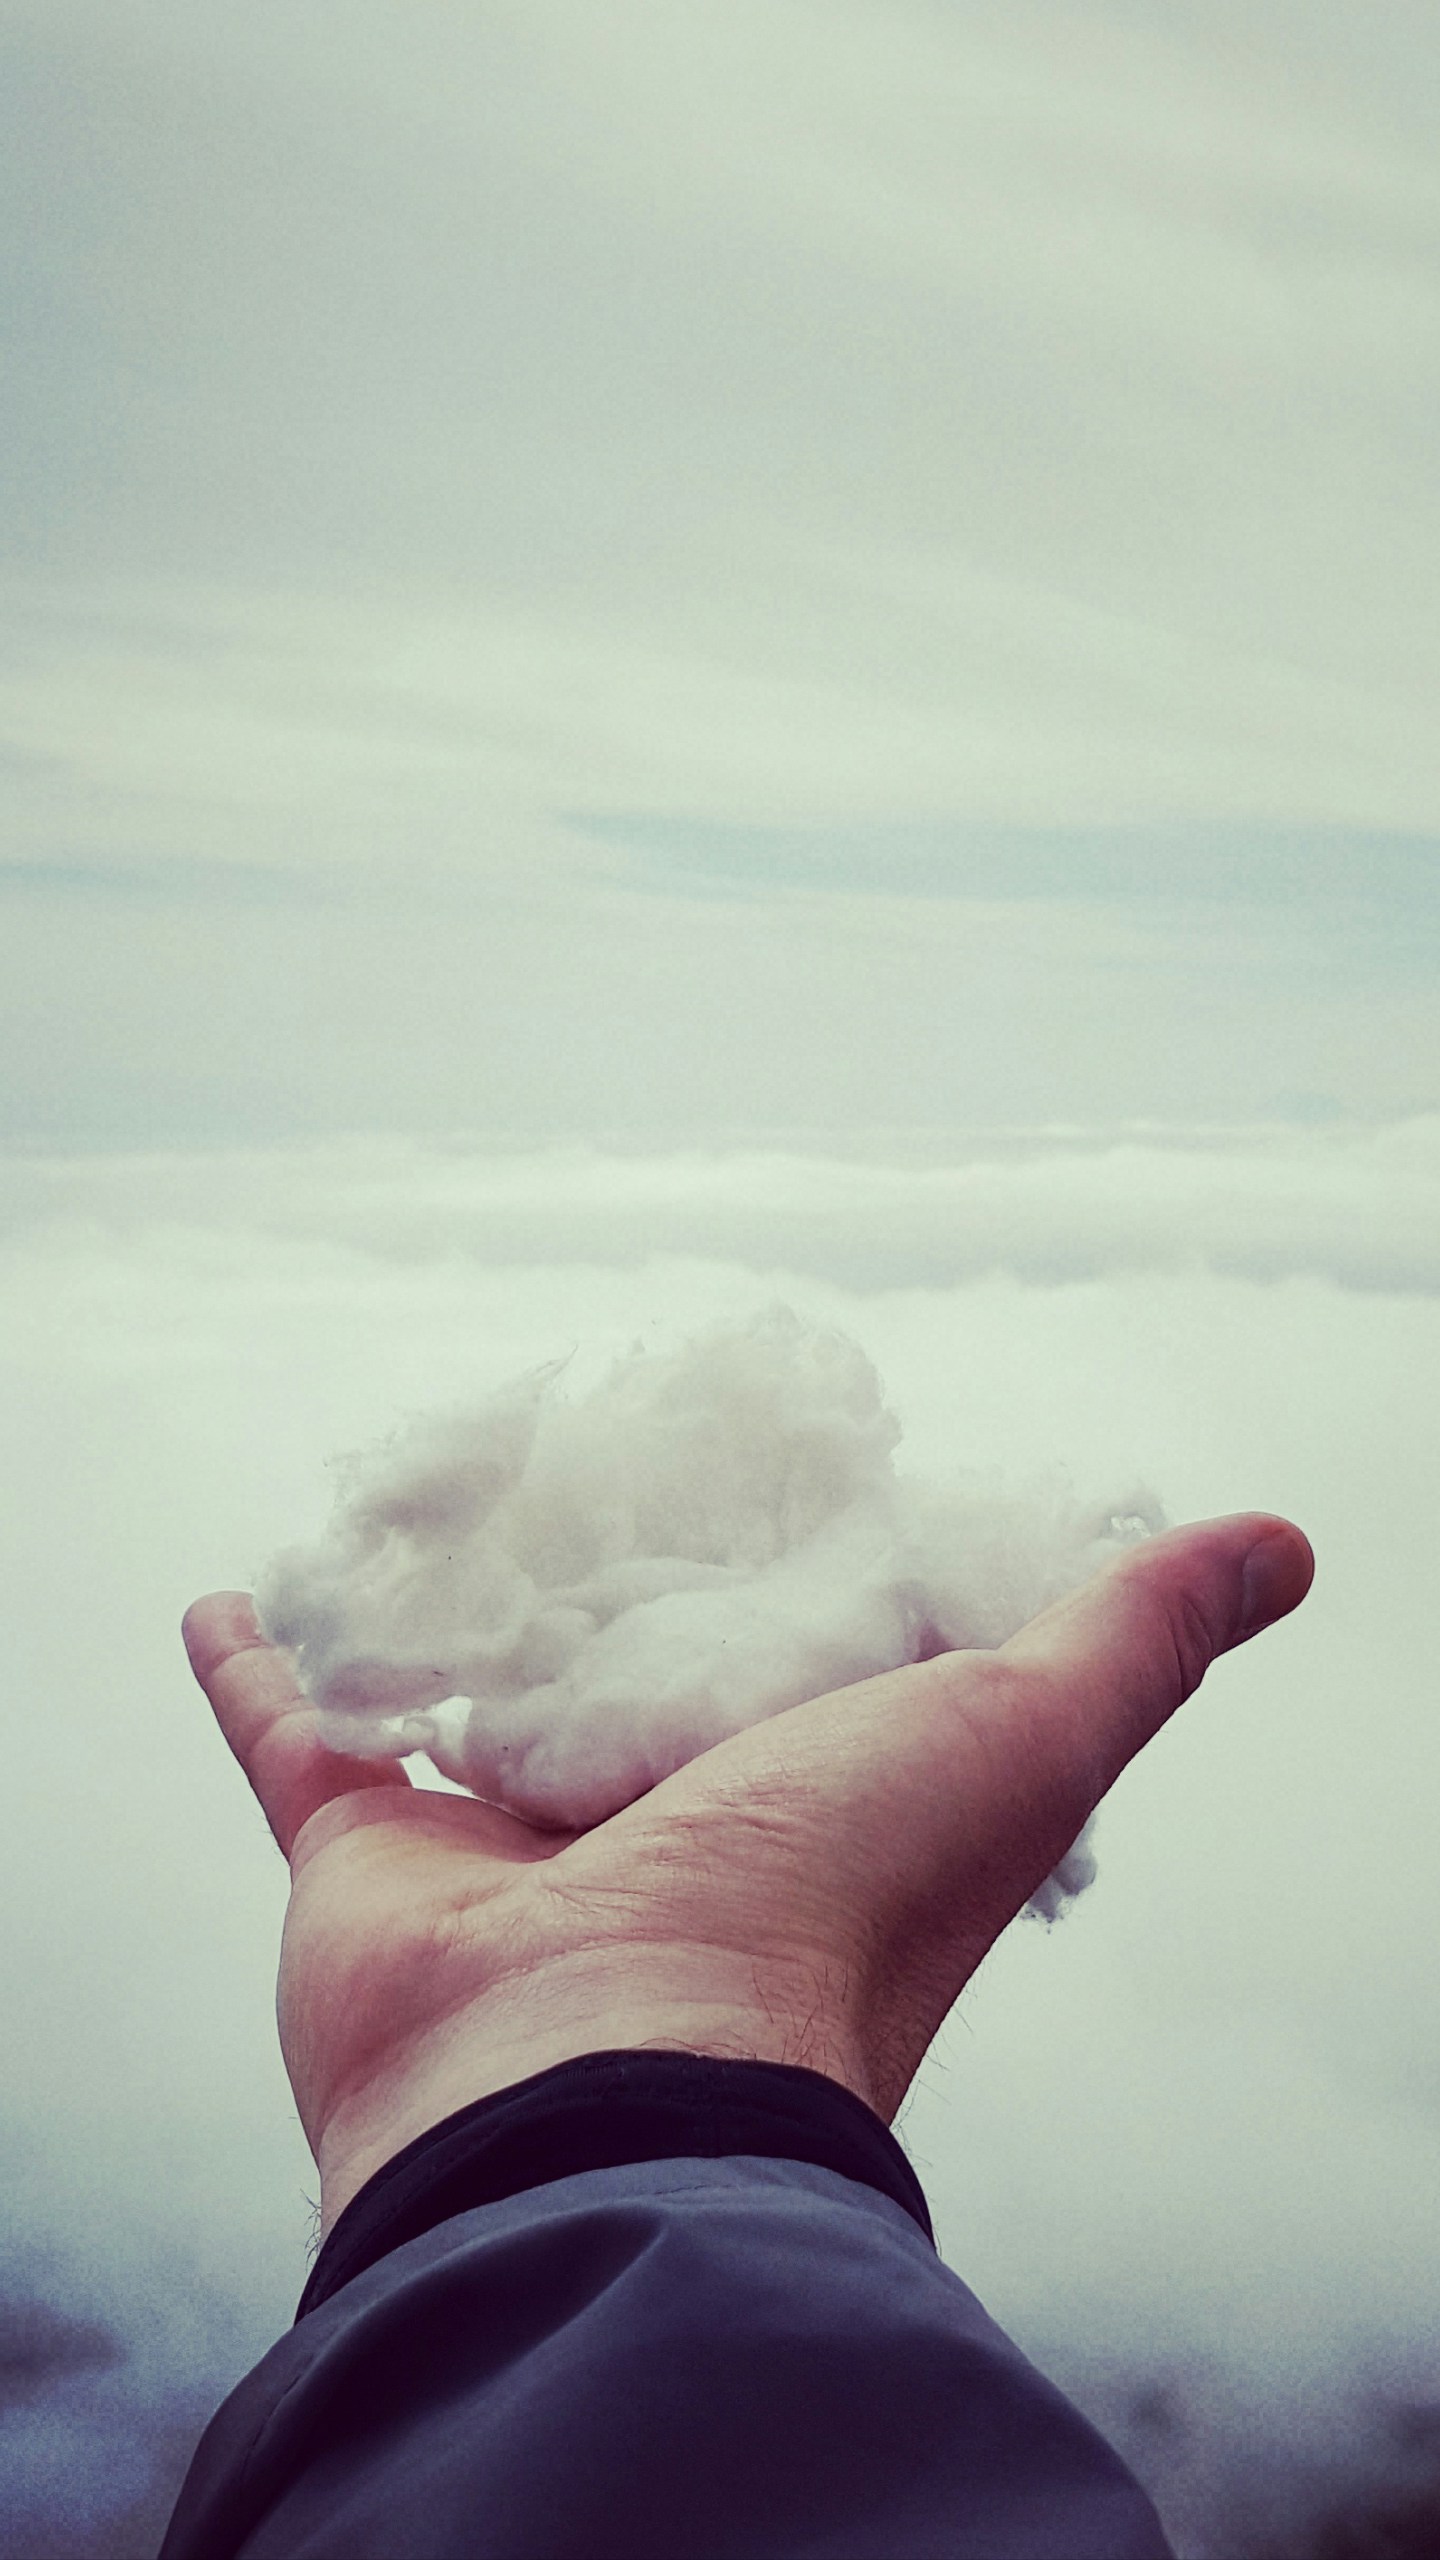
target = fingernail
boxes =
[1237,1529,1308,1640]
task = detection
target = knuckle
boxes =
[1164,1580,1222,1699]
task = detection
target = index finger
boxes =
[183,1590,410,1860]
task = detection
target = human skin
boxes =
[184,1511,1312,2233]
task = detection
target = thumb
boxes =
[633,1509,1313,1974]
[828,1510,1314,2112]
[994,1509,1315,1807]
[846,1511,1314,2012]
[604,1508,1314,2125]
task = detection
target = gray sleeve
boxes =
[160,2156,1173,2560]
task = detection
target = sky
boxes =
[2,4,1439,2553]
[3,0,1438,1146]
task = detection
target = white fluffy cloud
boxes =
[257,1303,1153,1872]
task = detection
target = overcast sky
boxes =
[3,7,1439,2553]
[3,0,1437,1143]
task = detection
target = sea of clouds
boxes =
[2,1122,1438,2555]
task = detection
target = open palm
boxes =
[186,1509,1311,2226]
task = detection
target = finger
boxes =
[640,1511,1313,1981]
[183,1591,410,1861]
[995,1510,1315,1799]
[860,1511,1315,1944]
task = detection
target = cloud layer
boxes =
[5,0,1437,836]
[7,1118,1439,1290]
[2,1134,1438,2548]
[1,1,1436,1155]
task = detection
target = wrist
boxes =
[309,1944,873,2230]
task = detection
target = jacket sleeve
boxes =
[160,2053,1173,2560]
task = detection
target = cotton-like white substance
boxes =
[258,1307,1162,1911]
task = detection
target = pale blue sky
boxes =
[2,0,1438,1150]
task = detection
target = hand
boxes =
[185,1511,1312,2230]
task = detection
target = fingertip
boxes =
[1132,1510,1314,1663]
[181,1590,263,1683]
[1235,1516,1315,1643]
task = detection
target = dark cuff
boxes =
[298,2049,934,2320]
